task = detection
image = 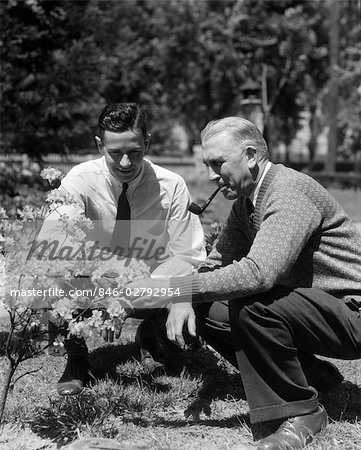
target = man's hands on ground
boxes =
[101,311,123,343]
[124,277,197,349]
[166,302,196,349]
[98,275,197,348]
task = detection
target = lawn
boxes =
[0,183,360,450]
[0,319,360,450]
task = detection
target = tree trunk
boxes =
[326,0,341,172]
[308,104,319,171]
[0,358,14,424]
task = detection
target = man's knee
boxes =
[195,301,229,322]
[195,301,230,334]
[237,304,255,330]
[230,300,267,336]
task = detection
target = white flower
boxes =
[46,189,77,212]
[68,320,85,337]
[90,309,104,327]
[40,167,63,184]
[52,297,73,320]
[106,300,126,318]
[53,335,65,347]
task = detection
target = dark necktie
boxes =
[110,183,130,256]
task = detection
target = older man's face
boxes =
[97,129,146,183]
[202,132,256,199]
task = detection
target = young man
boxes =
[42,102,205,395]
[127,117,361,450]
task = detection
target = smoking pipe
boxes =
[188,187,221,215]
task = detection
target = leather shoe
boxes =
[257,405,328,450]
[57,378,86,396]
[57,336,89,396]
[139,352,166,376]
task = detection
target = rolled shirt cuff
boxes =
[169,274,201,303]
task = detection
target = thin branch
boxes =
[11,366,42,386]
[6,314,16,365]
[19,309,32,340]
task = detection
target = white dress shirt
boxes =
[40,157,205,278]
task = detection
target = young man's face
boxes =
[202,132,257,199]
[96,129,147,183]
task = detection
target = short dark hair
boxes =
[98,103,147,141]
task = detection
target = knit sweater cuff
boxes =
[169,274,201,303]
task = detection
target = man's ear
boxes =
[245,146,257,169]
[144,132,151,154]
[94,136,103,154]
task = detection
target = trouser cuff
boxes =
[250,389,318,424]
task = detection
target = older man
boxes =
[128,117,361,450]
[41,103,205,395]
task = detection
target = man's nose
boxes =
[119,154,131,168]
[208,166,219,183]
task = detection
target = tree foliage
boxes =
[1,0,102,155]
[0,0,358,157]
[337,0,361,159]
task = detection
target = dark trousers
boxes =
[195,286,361,424]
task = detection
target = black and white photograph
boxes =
[0,1,360,449]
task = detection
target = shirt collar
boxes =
[103,157,146,194]
[249,161,272,206]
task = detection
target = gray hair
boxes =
[201,117,269,159]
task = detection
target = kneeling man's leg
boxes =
[195,301,238,368]
[229,286,361,424]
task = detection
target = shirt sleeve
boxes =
[163,177,206,271]
[60,168,88,210]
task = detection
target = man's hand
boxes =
[125,277,172,309]
[101,311,123,343]
[166,302,196,349]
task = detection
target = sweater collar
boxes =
[253,163,279,230]
[250,161,272,206]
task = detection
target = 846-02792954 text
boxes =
[9,286,181,299]
[97,286,181,298]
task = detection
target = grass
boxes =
[0,321,250,449]
[0,318,360,449]
[0,185,360,449]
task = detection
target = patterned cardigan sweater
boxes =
[172,163,361,303]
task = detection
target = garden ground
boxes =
[0,187,360,449]
[0,318,361,450]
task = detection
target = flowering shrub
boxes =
[0,168,150,422]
